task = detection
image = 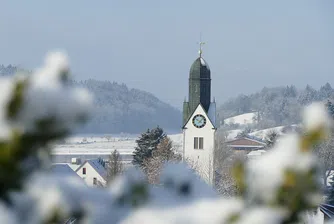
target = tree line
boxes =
[219,83,334,130]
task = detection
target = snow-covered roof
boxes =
[76,159,107,179]
[200,57,205,65]
[244,135,266,144]
[225,136,265,145]
[51,163,81,179]
[228,145,264,148]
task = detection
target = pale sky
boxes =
[0,0,333,109]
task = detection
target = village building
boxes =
[75,158,107,187]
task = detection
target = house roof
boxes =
[51,163,81,179]
[225,136,266,146]
[75,158,107,179]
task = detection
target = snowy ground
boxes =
[224,112,257,125]
[51,134,184,157]
[249,124,299,140]
[50,123,297,163]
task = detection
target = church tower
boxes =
[182,42,216,185]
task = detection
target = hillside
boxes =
[2,65,181,133]
[224,112,257,126]
[218,83,334,130]
[71,80,181,134]
[222,112,301,141]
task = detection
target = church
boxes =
[182,42,216,185]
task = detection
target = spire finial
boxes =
[197,33,205,57]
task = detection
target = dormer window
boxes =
[83,167,86,175]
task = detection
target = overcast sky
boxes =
[0,0,333,109]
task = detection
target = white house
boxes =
[75,158,107,187]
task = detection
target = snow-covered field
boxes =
[51,134,183,155]
[224,112,257,125]
[50,123,298,158]
[249,124,299,140]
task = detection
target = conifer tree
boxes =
[132,126,166,168]
[326,100,334,119]
[265,130,279,149]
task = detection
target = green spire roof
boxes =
[189,57,210,79]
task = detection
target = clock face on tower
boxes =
[192,114,206,128]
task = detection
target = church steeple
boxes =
[182,40,216,185]
[182,41,211,126]
[189,50,211,111]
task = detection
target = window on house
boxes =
[194,137,204,149]
[93,177,97,185]
[83,167,86,175]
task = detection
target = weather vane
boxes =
[197,33,205,57]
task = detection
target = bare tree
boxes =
[106,150,124,185]
[143,136,181,184]
[104,135,113,142]
[214,130,246,196]
[183,156,214,184]
[143,157,164,184]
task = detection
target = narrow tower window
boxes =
[194,137,198,149]
[194,137,204,149]
[199,137,204,149]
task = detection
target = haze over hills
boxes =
[72,80,181,134]
[1,65,182,134]
[2,64,334,135]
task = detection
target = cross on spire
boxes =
[197,33,205,57]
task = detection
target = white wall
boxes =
[183,104,215,185]
[76,162,106,187]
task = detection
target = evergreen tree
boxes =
[326,100,334,119]
[132,126,166,168]
[265,130,279,149]
[298,85,317,105]
[236,127,252,138]
[319,83,333,100]
[283,85,297,98]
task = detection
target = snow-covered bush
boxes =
[0,51,331,223]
